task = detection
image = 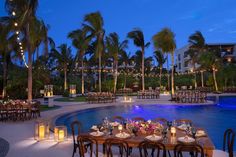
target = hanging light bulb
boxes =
[21,49,24,53]
[17,37,20,40]
[19,42,22,45]
[16,31,19,35]
[12,11,16,16]
[14,22,18,27]
[21,53,24,55]
[20,46,23,49]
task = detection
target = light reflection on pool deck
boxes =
[56,96,236,149]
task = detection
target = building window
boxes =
[178,54,181,61]
[184,51,188,58]
[184,61,188,67]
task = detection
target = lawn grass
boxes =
[54,96,86,102]
[40,105,60,112]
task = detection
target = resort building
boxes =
[175,43,236,73]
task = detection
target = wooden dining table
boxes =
[82,125,215,157]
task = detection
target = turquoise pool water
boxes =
[55,96,236,149]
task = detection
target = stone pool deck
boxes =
[0,93,235,157]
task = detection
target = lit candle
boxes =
[58,130,64,141]
[39,125,45,139]
[118,124,123,133]
[171,127,176,136]
[47,92,50,97]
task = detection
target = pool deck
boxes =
[0,93,235,157]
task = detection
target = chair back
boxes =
[139,141,166,157]
[132,117,145,122]
[174,144,204,157]
[77,135,98,157]
[104,138,129,157]
[223,128,235,157]
[71,121,82,144]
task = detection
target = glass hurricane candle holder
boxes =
[118,124,123,133]
[54,126,67,142]
[171,127,176,137]
[35,119,50,141]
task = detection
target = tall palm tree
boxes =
[83,12,104,92]
[52,44,73,91]
[128,29,150,91]
[68,28,91,94]
[106,32,128,93]
[119,50,132,89]
[0,22,12,98]
[199,51,221,92]
[153,28,176,95]
[153,50,167,89]
[5,0,48,101]
[188,31,206,88]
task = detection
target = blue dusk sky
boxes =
[1,0,236,59]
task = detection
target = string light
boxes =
[12,11,16,16]
[16,31,19,35]
[14,22,18,26]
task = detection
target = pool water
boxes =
[56,96,236,149]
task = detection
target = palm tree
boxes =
[128,29,150,91]
[106,32,128,93]
[153,50,167,89]
[5,0,48,101]
[119,50,132,89]
[153,28,176,95]
[199,51,221,91]
[68,28,91,94]
[83,12,104,92]
[187,31,206,88]
[52,44,73,91]
[0,22,12,98]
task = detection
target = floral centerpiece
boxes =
[127,120,163,135]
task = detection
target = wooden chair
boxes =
[213,129,235,157]
[77,135,99,157]
[71,121,82,157]
[139,140,166,157]
[112,116,125,123]
[174,143,204,157]
[104,138,129,157]
[132,117,145,122]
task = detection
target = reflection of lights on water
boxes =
[135,105,140,108]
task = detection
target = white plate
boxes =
[145,135,162,141]
[178,136,195,143]
[110,122,120,127]
[90,131,104,137]
[177,124,188,130]
[115,132,130,139]
[196,130,206,137]
[91,125,98,130]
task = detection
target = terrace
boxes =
[1,0,236,157]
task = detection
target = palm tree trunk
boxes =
[193,65,197,89]
[64,67,67,90]
[142,49,145,91]
[81,60,85,95]
[213,69,218,91]
[171,53,175,95]
[166,54,170,90]
[113,61,118,94]
[159,66,162,89]
[26,23,33,101]
[98,52,102,92]
[124,67,127,89]
[2,53,7,98]
[201,71,204,87]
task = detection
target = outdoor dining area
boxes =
[69,116,235,157]
[0,100,41,121]
[173,91,207,103]
[86,92,116,104]
[137,90,160,99]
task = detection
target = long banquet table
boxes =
[82,125,215,157]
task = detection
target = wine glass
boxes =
[191,127,196,139]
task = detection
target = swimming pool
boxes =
[55,96,236,149]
